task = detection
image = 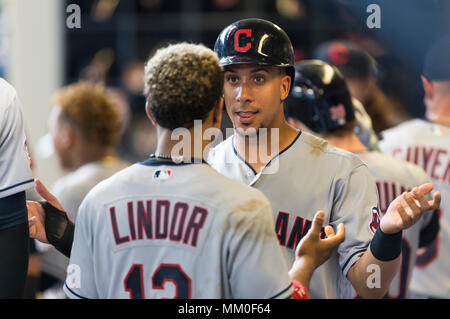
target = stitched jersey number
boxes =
[124,263,191,299]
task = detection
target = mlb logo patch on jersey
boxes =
[430,124,445,136]
[153,169,172,180]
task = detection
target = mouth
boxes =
[235,111,258,124]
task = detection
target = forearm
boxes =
[288,257,314,289]
[347,248,400,298]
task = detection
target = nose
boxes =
[236,82,254,103]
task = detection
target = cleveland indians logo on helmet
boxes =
[234,29,252,52]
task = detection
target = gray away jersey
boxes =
[64,159,293,299]
[209,131,379,299]
[353,151,435,299]
[0,78,34,199]
[380,119,450,298]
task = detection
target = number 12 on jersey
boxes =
[124,263,192,299]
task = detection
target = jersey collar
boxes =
[231,130,302,175]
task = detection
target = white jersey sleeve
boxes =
[0,78,34,198]
[331,163,379,277]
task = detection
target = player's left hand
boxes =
[381,182,441,234]
[290,210,345,279]
[27,178,66,244]
[27,199,48,244]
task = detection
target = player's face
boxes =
[48,106,72,169]
[223,64,290,134]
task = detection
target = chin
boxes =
[234,124,263,138]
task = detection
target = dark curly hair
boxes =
[52,82,121,147]
[143,43,224,130]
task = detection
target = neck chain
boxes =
[151,153,173,160]
[149,153,206,164]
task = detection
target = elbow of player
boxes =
[354,286,388,299]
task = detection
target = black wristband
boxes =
[39,201,75,258]
[370,227,402,261]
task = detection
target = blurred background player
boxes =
[0,78,34,298]
[37,82,130,298]
[379,35,450,299]
[284,60,440,298]
[313,40,411,133]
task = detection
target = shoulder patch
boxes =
[369,206,380,234]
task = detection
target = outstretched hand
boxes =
[296,210,345,268]
[289,211,345,286]
[381,183,441,234]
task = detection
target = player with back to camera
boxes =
[27,42,346,299]
[208,18,441,298]
[284,59,440,299]
[379,35,450,299]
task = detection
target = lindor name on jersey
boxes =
[391,146,450,184]
[109,199,208,247]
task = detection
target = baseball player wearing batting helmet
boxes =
[27,42,346,299]
[209,18,440,298]
[0,78,34,298]
[380,35,450,299]
[285,60,441,298]
[313,40,410,133]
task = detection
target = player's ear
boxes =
[145,101,157,126]
[58,123,74,150]
[211,97,224,129]
[280,74,291,101]
[421,75,434,100]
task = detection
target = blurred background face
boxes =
[223,64,289,134]
[48,106,73,169]
[424,81,450,120]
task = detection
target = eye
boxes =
[253,75,266,84]
[226,74,239,84]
